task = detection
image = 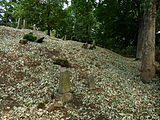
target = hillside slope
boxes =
[0,26,159,120]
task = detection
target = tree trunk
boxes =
[47,28,51,36]
[16,18,22,29]
[64,35,67,40]
[140,0,156,83]
[136,14,145,60]
[22,19,26,29]
[16,18,25,29]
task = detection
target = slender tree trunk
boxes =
[16,18,22,29]
[47,28,51,36]
[16,18,26,29]
[64,35,67,40]
[22,19,26,29]
[141,0,156,83]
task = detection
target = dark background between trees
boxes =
[0,0,160,58]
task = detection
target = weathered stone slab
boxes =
[58,68,71,94]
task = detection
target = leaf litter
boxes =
[0,26,159,120]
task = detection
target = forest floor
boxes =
[0,26,159,120]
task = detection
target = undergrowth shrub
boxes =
[119,46,136,58]
[23,33,37,42]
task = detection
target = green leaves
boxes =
[0,0,17,27]
[14,0,66,35]
[70,0,96,43]
[23,33,37,42]
[95,0,139,50]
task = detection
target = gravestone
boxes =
[88,74,95,90]
[58,68,71,94]
[57,67,73,103]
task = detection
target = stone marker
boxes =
[56,67,73,103]
[58,67,71,94]
[88,74,95,90]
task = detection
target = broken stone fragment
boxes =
[19,39,28,44]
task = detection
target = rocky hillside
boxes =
[0,26,159,120]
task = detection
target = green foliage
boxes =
[14,0,67,36]
[157,2,160,30]
[156,36,160,49]
[61,6,74,39]
[1,0,160,58]
[0,0,18,27]
[23,33,37,42]
[95,0,139,50]
[69,0,97,43]
[120,46,136,58]
[156,68,160,78]
[155,47,160,63]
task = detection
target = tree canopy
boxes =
[0,0,160,56]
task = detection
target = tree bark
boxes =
[16,18,22,29]
[16,18,26,29]
[22,19,26,29]
[136,14,145,60]
[47,28,51,36]
[140,0,156,83]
